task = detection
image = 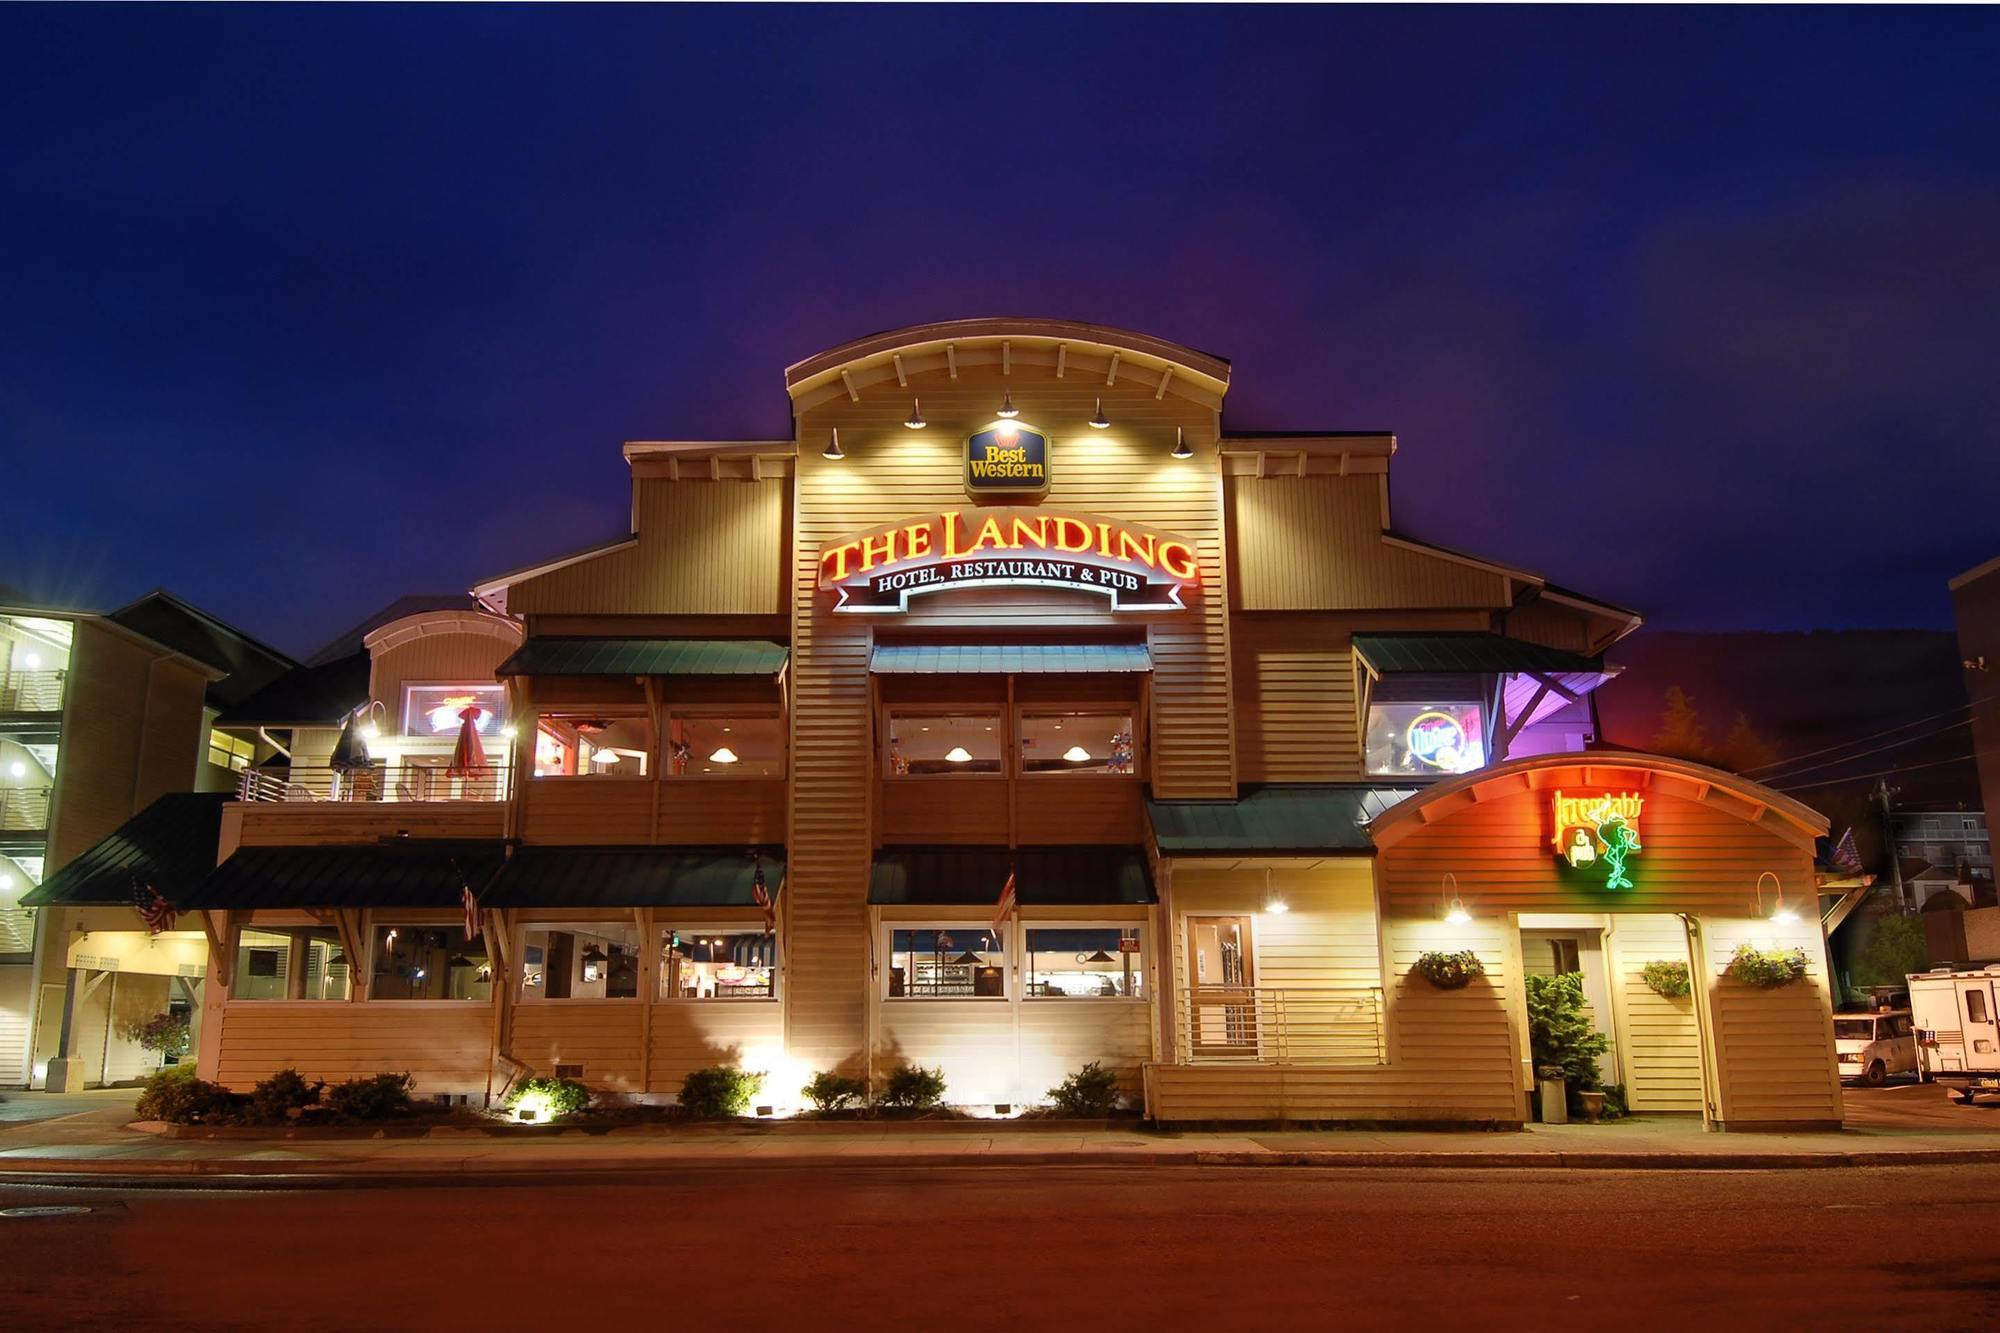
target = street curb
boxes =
[6,1145,2000,1187]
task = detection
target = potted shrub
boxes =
[1411,950,1485,990]
[1724,944,1809,989]
[1526,971,1608,1121]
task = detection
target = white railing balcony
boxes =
[0,786,52,832]
[1174,986,1386,1066]
[238,764,511,804]
[0,669,65,713]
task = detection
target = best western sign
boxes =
[819,509,1196,613]
[964,423,1049,495]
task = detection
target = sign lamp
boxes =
[822,428,844,461]
[1088,398,1110,429]
[1171,427,1193,460]
[904,397,925,429]
[996,386,1018,419]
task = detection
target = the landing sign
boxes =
[819,509,1196,613]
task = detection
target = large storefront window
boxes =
[232,927,349,1000]
[667,714,784,778]
[370,925,492,1001]
[1024,926,1145,999]
[659,928,776,999]
[885,714,1002,775]
[886,927,1006,999]
[534,713,650,777]
[1364,701,1487,777]
[1018,712,1136,775]
[521,922,642,999]
[403,684,508,738]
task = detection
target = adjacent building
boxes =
[85,319,1845,1128]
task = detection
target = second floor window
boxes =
[1364,701,1487,777]
[885,713,1002,776]
[1018,711,1136,775]
[403,684,507,738]
[667,714,784,778]
[534,713,650,777]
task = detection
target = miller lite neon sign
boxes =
[819,508,1197,613]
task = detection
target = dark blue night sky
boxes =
[4,5,1996,655]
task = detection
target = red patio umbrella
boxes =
[447,705,490,789]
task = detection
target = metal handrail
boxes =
[0,786,52,832]
[1174,985,1386,1066]
[0,669,65,712]
[238,764,511,804]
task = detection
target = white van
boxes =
[1908,966,2000,1103]
[1833,1009,1918,1086]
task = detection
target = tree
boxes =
[1719,712,1779,774]
[1653,686,1710,762]
[1847,912,1928,991]
[1525,972,1608,1095]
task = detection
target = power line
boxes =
[1768,744,2000,794]
[1744,715,1980,785]
[1742,697,1992,779]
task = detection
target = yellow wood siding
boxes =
[507,478,789,616]
[369,630,514,717]
[873,999,1150,1106]
[1502,599,1596,653]
[520,780,652,844]
[1014,781,1143,845]
[0,965,32,1083]
[230,803,506,848]
[510,1003,645,1092]
[1698,914,1842,1126]
[519,777,786,845]
[1606,914,1703,1114]
[1227,476,1512,611]
[212,1003,493,1094]
[648,1002,785,1096]
[877,779,1010,844]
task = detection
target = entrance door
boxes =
[1959,980,2000,1069]
[1187,915,1256,1055]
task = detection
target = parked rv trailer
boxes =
[1908,966,2000,1102]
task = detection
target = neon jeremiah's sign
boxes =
[819,508,1197,613]
[1551,790,1644,891]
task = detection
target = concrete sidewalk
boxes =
[2,1089,1998,1183]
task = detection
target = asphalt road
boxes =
[6,1164,1997,1331]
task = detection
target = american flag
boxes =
[132,877,176,935]
[460,877,480,942]
[752,859,775,935]
[1831,828,1864,875]
[992,870,1017,941]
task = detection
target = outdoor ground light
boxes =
[1088,398,1110,429]
[996,386,1018,418]
[1440,872,1471,924]
[904,397,925,429]
[1171,427,1193,460]
[822,427,844,461]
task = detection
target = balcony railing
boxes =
[238,764,511,804]
[0,786,52,832]
[0,669,65,713]
[1174,986,1386,1066]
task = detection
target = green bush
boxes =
[508,1076,592,1121]
[679,1066,763,1118]
[134,1065,239,1124]
[322,1072,417,1121]
[1640,959,1692,999]
[1047,1062,1121,1117]
[877,1063,946,1110]
[1725,944,1809,989]
[1412,950,1485,989]
[1526,971,1608,1094]
[248,1068,323,1124]
[801,1071,868,1113]
[1847,913,1927,991]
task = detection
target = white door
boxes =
[1958,981,2000,1071]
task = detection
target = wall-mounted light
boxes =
[1441,872,1471,924]
[1171,427,1193,460]
[1088,398,1110,429]
[1758,870,1799,924]
[822,428,844,461]
[1262,868,1288,915]
[22,653,40,670]
[6,761,24,780]
[996,387,1018,419]
[904,397,926,429]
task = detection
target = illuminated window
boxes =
[658,927,776,1000]
[1364,701,1487,777]
[207,729,255,773]
[369,925,491,1001]
[884,713,1001,776]
[403,684,507,738]
[533,713,651,777]
[1024,926,1145,999]
[885,926,1007,999]
[231,927,349,1001]
[1018,711,1136,775]
[666,714,783,778]
[519,922,641,1000]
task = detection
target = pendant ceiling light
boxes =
[822,427,844,461]
[1084,949,1117,964]
[1171,426,1193,460]
[1088,398,1110,429]
[1061,745,1092,763]
[944,746,973,763]
[708,746,739,764]
[951,950,984,966]
[904,397,926,429]
[997,386,1019,419]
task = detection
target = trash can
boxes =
[1537,1067,1567,1125]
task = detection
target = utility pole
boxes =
[1874,778,1907,911]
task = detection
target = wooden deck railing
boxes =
[238,765,510,804]
[1174,986,1386,1066]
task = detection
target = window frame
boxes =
[663,706,787,780]
[365,919,495,1004]
[1014,707,1141,780]
[1020,921,1148,1002]
[657,923,781,1002]
[516,919,646,1003]
[228,923,352,1002]
[881,921,1011,1001]
[207,728,254,773]
[531,710,654,780]
[1362,698,1490,779]
[881,707,1008,780]
[400,681,509,742]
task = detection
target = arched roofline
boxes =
[362,609,523,657]
[784,318,1232,413]
[1367,750,1829,853]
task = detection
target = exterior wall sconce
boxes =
[1758,870,1799,924]
[996,387,1018,419]
[822,428,844,461]
[1441,872,1471,924]
[904,398,925,429]
[1262,868,1288,915]
[1088,398,1110,429]
[1171,427,1193,460]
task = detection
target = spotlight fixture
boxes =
[1088,398,1110,429]
[996,386,1018,419]
[822,427,844,461]
[904,397,926,429]
[1171,427,1193,460]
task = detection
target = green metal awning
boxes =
[21,792,233,908]
[870,644,1151,674]
[481,846,785,909]
[1350,632,1602,676]
[179,841,507,910]
[1146,784,1419,857]
[868,845,1154,906]
[497,638,788,677]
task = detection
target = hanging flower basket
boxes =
[1724,944,1809,989]
[1640,959,1692,999]
[1412,949,1485,990]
